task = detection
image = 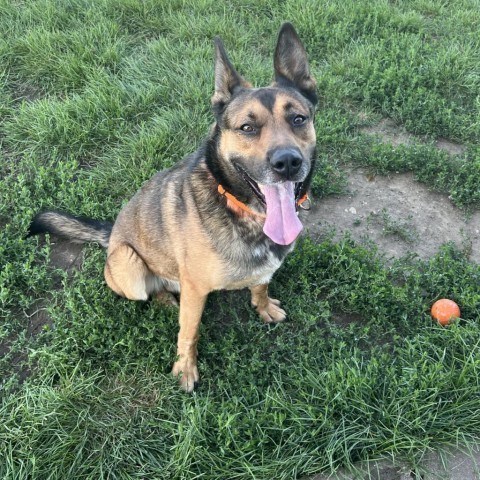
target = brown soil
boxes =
[305,119,479,263]
[306,167,480,262]
[361,118,467,155]
[48,238,84,272]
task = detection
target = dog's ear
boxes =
[212,37,251,117]
[273,23,317,105]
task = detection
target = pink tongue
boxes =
[259,182,303,245]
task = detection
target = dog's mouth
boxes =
[235,164,305,246]
[235,165,266,205]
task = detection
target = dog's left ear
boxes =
[273,23,317,105]
[212,37,251,118]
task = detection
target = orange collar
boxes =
[217,184,309,218]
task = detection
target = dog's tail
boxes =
[27,211,112,249]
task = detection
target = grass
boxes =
[1,0,480,478]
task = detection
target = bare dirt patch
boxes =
[48,238,84,272]
[361,118,417,147]
[361,118,467,155]
[10,82,45,103]
[306,167,480,262]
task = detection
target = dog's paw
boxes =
[155,290,179,307]
[172,359,199,393]
[254,297,287,323]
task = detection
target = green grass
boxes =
[1,0,480,478]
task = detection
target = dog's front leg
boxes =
[250,284,287,323]
[172,279,207,392]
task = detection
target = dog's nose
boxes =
[269,149,303,179]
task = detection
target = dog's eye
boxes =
[240,124,256,133]
[292,115,307,126]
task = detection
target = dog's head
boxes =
[209,23,317,245]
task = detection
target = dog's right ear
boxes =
[273,23,317,105]
[211,37,251,117]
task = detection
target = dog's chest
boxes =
[222,240,292,290]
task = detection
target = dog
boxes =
[28,23,317,392]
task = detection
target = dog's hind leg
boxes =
[154,290,179,307]
[172,278,208,392]
[250,284,286,323]
[104,244,151,301]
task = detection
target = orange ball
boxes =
[431,299,461,326]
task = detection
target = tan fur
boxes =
[218,93,316,180]
[104,164,285,391]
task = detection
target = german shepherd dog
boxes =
[28,23,317,392]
